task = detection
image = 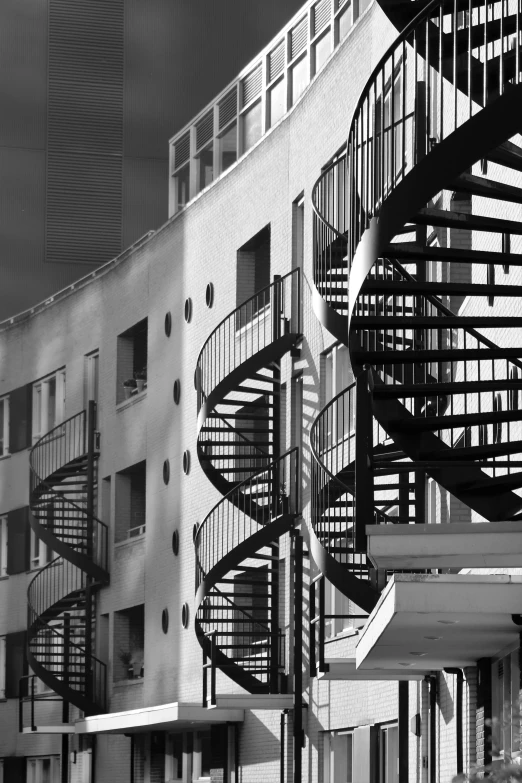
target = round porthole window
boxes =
[172,530,179,556]
[184,298,192,323]
[181,603,189,629]
[162,608,169,634]
[164,311,172,337]
[193,522,198,543]
[206,283,214,308]
[173,379,181,405]
[163,459,170,485]
[183,450,191,475]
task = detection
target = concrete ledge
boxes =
[366,521,522,568]
[317,658,426,681]
[75,701,244,734]
[356,574,522,673]
[210,694,294,710]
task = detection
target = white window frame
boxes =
[32,369,66,443]
[165,733,184,782]
[0,636,6,699]
[30,527,52,571]
[379,723,399,783]
[84,351,99,408]
[0,395,9,457]
[0,516,7,578]
[192,731,211,783]
[26,756,60,783]
[324,729,354,783]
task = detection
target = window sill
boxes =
[114,534,145,550]
[116,390,147,412]
[113,677,144,688]
[0,453,11,462]
[324,627,361,645]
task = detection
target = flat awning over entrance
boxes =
[75,702,244,735]
[366,521,522,570]
[356,574,522,673]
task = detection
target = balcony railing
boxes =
[169,0,374,217]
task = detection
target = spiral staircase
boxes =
[195,272,301,699]
[311,0,522,649]
[27,402,109,717]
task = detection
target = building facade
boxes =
[0,0,521,781]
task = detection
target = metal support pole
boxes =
[355,367,373,552]
[85,400,96,705]
[444,668,463,775]
[62,613,70,783]
[292,530,303,783]
[309,579,316,678]
[318,576,326,674]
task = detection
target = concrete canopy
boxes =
[356,574,522,672]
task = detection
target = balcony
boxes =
[355,574,522,675]
[366,521,522,570]
[169,0,373,216]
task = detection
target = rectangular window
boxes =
[30,526,53,570]
[0,396,9,457]
[242,100,263,153]
[492,649,521,764]
[268,78,286,128]
[380,725,399,783]
[324,730,354,782]
[26,756,60,783]
[116,319,148,404]
[173,164,190,212]
[84,351,99,408]
[0,516,7,577]
[290,55,309,105]
[0,636,5,698]
[197,146,214,192]
[113,604,145,681]
[193,730,212,782]
[313,30,331,75]
[337,1,353,41]
[115,460,146,542]
[165,733,184,781]
[236,226,271,328]
[218,122,237,174]
[32,370,66,443]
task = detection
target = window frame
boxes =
[26,756,60,783]
[324,728,354,783]
[84,350,99,409]
[0,516,7,578]
[32,369,66,444]
[0,395,9,457]
[0,636,5,699]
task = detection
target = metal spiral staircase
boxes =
[27,402,109,716]
[311,0,522,627]
[195,271,301,700]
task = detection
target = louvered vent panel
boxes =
[174,132,191,169]
[219,88,238,130]
[337,0,349,10]
[46,152,122,264]
[268,41,285,82]
[314,0,331,35]
[291,18,308,60]
[47,0,124,265]
[242,65,262,107]
[196,111,214,151]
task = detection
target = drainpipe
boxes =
[281,709,288,783]
[444,668,463,776]
[426,674,437,783]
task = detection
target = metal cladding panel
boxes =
[0,0,47,150]
[122,157,168,250]
[46,0,124,264]
[46,152,123,264]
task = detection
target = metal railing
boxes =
[196,270,300,414]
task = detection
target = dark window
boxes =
[8,384,32,453]
[5,630,27,698]
[116,319,148,404]
[6,507,30,575]
[236,226,270,328]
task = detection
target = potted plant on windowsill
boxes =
[123,378,137,399]
[135,366,147,393]
[119,650,134,679]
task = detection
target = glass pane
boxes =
[338,3,352,41]
[174,164,190,210]
[385,727,399,783]
[172,733,183,779]
[41,758,51,783]
[219,123,237,173]
[0,400,4,455]
[197,146,214,192]
[314,31,331,75]
[47,377,56,430]
[291,56,308,105]
[242,101,262,153]
[200,730,212,777]
[269,78,286,128]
